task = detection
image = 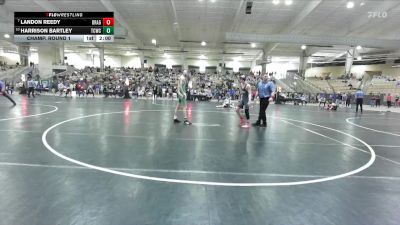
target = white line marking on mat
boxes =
[42,109,376,187]
[371,145,400,148]
[192,123,221,127]
[1,162,399,180]
[283,120,400,167]
[0,104,58,122]
[346,117,400,137]
[175,137,216,141]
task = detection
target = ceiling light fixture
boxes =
[357,56,362,60]
[199,55,207,59]
[346,1,354,9]
[201,41,207,46]
[360,2,365,6]
[356,45,362,50]
[4,34,10,39]
[125,52,137,56]
[284,0,293,6]
[151,39,157,45]
[301,45,306,50]
[210,0,216,2]
[234,56,242,61]
[251,43,256,48]
[272,0,280,5]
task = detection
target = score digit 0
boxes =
[103,26,114,35]
[102,18,114,26]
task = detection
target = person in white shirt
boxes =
[57,82,64,96]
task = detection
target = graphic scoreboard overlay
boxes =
[14,12,114,43]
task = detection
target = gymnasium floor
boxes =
[0,95,399,225]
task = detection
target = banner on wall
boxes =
[42,80,49,88]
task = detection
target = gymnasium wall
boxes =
[64,53,98,69]
[145,58,252,73]
[63,53,123,69]
[29,52,39,64]
[0,53,20,65]
[0,51,276,74]
[104,55,122,68]
[122,56,141,68]
[305,66,345,78]
[305,63,400,78]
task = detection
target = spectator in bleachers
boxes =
[336,93,341,105]
[86,84,95,98]
[76,81,85,98]
[152,85,158,101]
[5,83,13,95]
[346,93,351,108]
[57,81,64,96]
[301,95,307,106]
[64,80,71,97]
[342,93,347,107]
[387,93,393,108]
[369,94,376,107]
[375,94,381,107]
[318,93,327,108]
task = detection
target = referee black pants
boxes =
[356,98,363,112]
[258,98,270,125]
[27,87,35,98]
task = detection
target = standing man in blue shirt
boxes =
[355,88,364,113]
[27,76,36,98]
[253,74,275,127]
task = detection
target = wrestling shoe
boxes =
[241,123,250,128]
[239,117,245,126]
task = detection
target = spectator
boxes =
[387,93,393,108]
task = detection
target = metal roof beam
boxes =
[279,0,322,34]
[100,0,143,47]
[253,1,322,60]
[226,33,400,49]
[345,1,400,36]
[33,0,58,11]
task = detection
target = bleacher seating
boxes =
[306,78,332,93]
[328,79,360,94]
[0,66,32,80]
[280,74,320,93]
[365,75,400,95]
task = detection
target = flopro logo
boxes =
[368,11,388,18]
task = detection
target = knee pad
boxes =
[245,108,250,120]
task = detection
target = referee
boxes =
[27,76,36,98]
[355,88,364,113]
[253,74,275,127]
